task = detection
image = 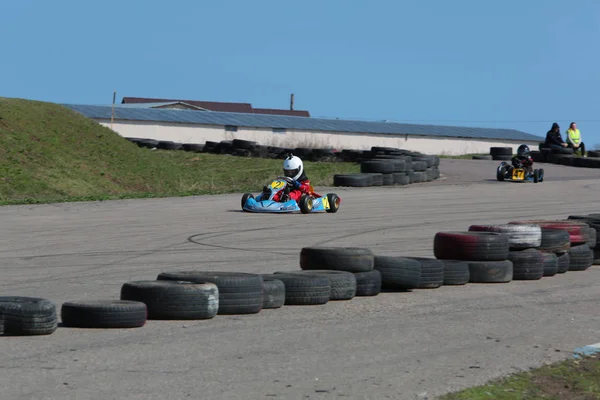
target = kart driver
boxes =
[511,144,534,174]
[269,153,311,202]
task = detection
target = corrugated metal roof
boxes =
[62,103,545,141]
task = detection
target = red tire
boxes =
[509,220,590,245]
[433,231,509,261]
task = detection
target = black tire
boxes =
[232,139,257,150]
[275,270,356,300]
[298,194,313,214]
[182,143,205,152]
[434,231,510,261]
[157,141,182,150]
[360,160,395,174]
[539,228,571,252]
[0,297,57,336]
[551,147,574,154]
[508,249,544,280]
[374,256,421,290]
[354,270,382,296]
[467,260,513,283]
[241,193,254,210]
[325,193,340,213]
[263,273,330,305]
[300,247,374,272]
[393,172,410,185]
[557,252,570,273]
[568,243,594,271]
[541,252,558,277]
[404,257,444,289]
[382,173,394,186]
[490,147,513,156]
[367,173,384,186]
[588,227,597,249]
[333,174,373,187]
[411,161,427,172]
[496,164,507,181]
[61,300,147,329]
[440,260,470,285]
[157,271,263,314]
[260,276,286,309]
[120,281,219,320]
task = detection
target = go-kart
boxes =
[241,177,340,214]
[496,161,544,183]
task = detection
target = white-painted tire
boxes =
[468,224,542,249]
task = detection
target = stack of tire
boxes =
[467,224,549,280]
[508,220,594,272]
[567,214,600,264]
[490,147,513,161]
[433,231,513,283]
[294,247,382,297]
[333,146,440,187]
[536,143,600,168]
[373,255,464,290]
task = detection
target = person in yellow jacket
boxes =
[566,122,586,156]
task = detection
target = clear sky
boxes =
[2,0,599,146]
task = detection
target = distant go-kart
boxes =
[241,177,341,214]
[496,161,544,183]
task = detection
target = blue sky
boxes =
[2,0,599,146]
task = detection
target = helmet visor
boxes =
[284,168,299,178]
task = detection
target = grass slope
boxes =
[439,354,600,400]
[0,98,359,205]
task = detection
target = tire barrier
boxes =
[333,147,441,187]
[4,214,600,336]
[125,137,442,186]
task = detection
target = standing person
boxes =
[566,122,586,156]
[545,122,568,150]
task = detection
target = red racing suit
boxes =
[273,178,311,202]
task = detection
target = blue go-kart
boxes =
[496,162,544,183]
[241,176,341,214]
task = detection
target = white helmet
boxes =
[283,154,303,181]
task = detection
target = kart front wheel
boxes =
[241,193,254,210]
[326,193,340,213]
[299,195,313,214]
[533,169,539,183]
[496,163,507,181]
[538,168,544,182]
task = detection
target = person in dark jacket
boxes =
[545,122,568,149]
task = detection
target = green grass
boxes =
[0,97,360,205]
[438,354,600,400]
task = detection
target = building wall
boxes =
[96,119,541,155]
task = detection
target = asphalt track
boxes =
[2,158,600,400]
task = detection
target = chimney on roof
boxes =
[290,93,294,111]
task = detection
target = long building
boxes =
[63,101,544,155]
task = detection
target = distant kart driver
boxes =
[266,153,311,202]
[511,144,534,175]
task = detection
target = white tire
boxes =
[469,224,542,249]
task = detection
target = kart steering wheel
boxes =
[276,176,294,184]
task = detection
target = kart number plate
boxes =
[512,169,525,180]
[270,181,286,189]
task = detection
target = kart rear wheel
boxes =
[539,168,544,182]
[241,193,254,210]
[299,195,313,214]
[533,169,539,183]
[326,193,340,213]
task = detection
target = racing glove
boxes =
[291,180,302,189]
